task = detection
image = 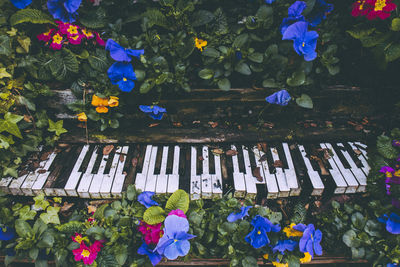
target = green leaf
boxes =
[80,7,106,29]
[296,94,313,109]
[385,43,400,62]
[351,212,366,229]
[235,62,251,75]
[242,256,258,267]
[29,247,39,260]
[233,33,249,48]
[88,49,108,71]
[10,9,55,26]
[15,219,33,238]
[37,231,55,248]
[287,70,306,86]
[18,206,37,221]
[377,135,398,159]
[360,32,391,48]
[342,229,361,248]
[139,80,154,94]
[392,18,400,31]
[17,36,31,53]
[0,35,12,56]
[142,9,169,29]
[48,119,67,137]
[40,206,60,225]
[34,260,48,267]
[0,119,22,138]
[351,247,365,259]
[33,194,49,210]
[248,52,264,63]
[165,189,189,213]
[364,220,381,237]
[5,112,23,124]
[143,206,165,225]
[346,26,374,39]
[126,185,136,201]
[202,47,220,58]
[192,10,215,27]
[0,68,11,79]
[198,68,214,80]
[262,79,278,88]
[217,78,231,91]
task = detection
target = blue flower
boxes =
[107,62,137,92]
[0,227,15,241]
[106,39,144,62]
[272,239,298,254]
[47,0,82,23]
[138,242,162,266]
[279,1,306,34]
[378,213,400,234]
[245,215,281,249]
[295,224,322,258]
[235,51,242,60]
[265,0,275,3]
[155,215,196,260]
[139,105,167,120]
[282,21,318,61]
[306,0,333,26]
[265,90,291,106]
[138,191,159,208]
[9,0,32,9]
[388,264,399,267]
[227,206,252,223]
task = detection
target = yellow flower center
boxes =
[75,235,83,243]
[302,42,305,47]
[386,171,393,178]
[44,29,52,36]
[374,0,387,11]
[82,29,93,37]
[71,35,79,41]
[174,239,178,242]
[67,25,79,35]
[257,230,261,235]
[123,77,127,81]
[81,249,90,257]
[53,34,62,44]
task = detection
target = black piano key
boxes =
[166,145,174,175]
[237,145,246,174]
[303,144,320,173]
[179,145,186,176]
[91,145,105,174]
[196,146,203,176]
[264,146,277,174]
[276,144,289,169]
[179,145,190,193]
[153,145,163,175]
[209,147,216,175]
[222,144,234,195]
[103,148,117,175]
[123,145,140,191]
[78,145,95,173]
[344,142,364,168]
[247,144,257,170]
[289,144,307,189]
[134,144,146,174]
[332,143,351,169]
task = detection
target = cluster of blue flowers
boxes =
[379,212,400,234]
[280,0,333,61]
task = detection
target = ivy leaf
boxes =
[0,113,23,138]
[48,119,67,136]
[5,112,23,124]
[143,206,165,225]
[0,134,14,149]
[18,205,37,221]
[33,194,50,210]
[10,9,56,26]
[165,189,189,213]
[296,94,313,109]
[40,206,60,225]
[0,68,11,79]
[17,36,31,53]
[2,166,18,177]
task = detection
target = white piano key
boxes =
[298,145,324,196]
[155,146,169,194]
[355,142,367,152]
[135,145,153,192]
[319,143,347,194]
[282,143,301,196]
[88,150,109,198]
[201,146,212,199]
[190,146,201,200]
[167,145,180,194]
[349,142,370,175]
[144,146,158,192]
[241,146,257,199]
[211,153,223,197]
[0,177,13,194]
[270,147,290,197]
[231,145,246,198]
[64,145,89,196]
[111,146,129,198]
[254,147,278,199]
[31,152,58,195]
[338,143,367,192]
[100,146,124,198]
[324,143,358,194]
[77,146,99,198]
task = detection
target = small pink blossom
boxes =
[37,29,55,42]
[168,209,187,218]
[68,33,83,45]
[138,221,164,245]
[91,240,105,253]
[95,32,105,46]
[72,242,98,265]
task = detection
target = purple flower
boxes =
[106,39,144,62]
[0,227,15,241]
[378,213,400,234]
[107,62,137,92]
[137,242,162,266]
[227,206,252,222]
[139,105,167,120]
[272,239,298,254]
[294,224,322,258]
[155,215,196,260]
[138,191,159,208]
[306,0,333,26]
[265,90,291,106]
[282,21,318,61]
[280,1,307,34]
[393,140,400,147]
[10,0,32,9]
[245,215,281,249]
[47,0,82,23]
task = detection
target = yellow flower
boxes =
[52,33,63,44]
[283,223,303,237]
[386,171,393,178]
[81,28,94,38]
[77,112,87,122]
[263,253,269,260]
[67,25,79,35]
[91,94,109,107]
[87,205,97,214]
[272,262,288,267]
[300,252,312,263]
[394,170,400,177]
[195,37,207,51]
[108,96,119,107]
[96,106,109,113]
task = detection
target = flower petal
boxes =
[164,215,189,237]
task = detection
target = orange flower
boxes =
[77,112,87,122]
[91,94,109,107]
[195,37,207,51]
[96,106,109,113]
[108,96,119,107]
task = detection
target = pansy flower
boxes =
[50,32,63,50]
[107,62,137,92]
[388,263,399,267]
[9,0,32,9]
[195,37,207,51]
[0,227,15,241]
[293,223,323,258]
[105,39,144,62]
[380,166,395,177]
[393,140,400,147]
[366,0,396,20]
[282,21,319,61]
[280,1,307,35]
[266,90,291,106]
[108,96,119,107]
[378,213,400,234]
[91,94,109,113]
[137,241,162,266]
[245,215,281,249]
[306,0,333,26]
[300,252,312,263]
[138,191,159,208]
[265,0,275,3]
[283,223,303,237]
[47,0,82,23]
[37,29,55,43]
[139,105,167,120]
[72,242,98,265]
[168,209,187,218]
[227,206,252,222]
[272,239,298,254]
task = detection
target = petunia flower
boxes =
[155,215,196,260]
[227,206,252,222]
[195,37,207,51]
[294,223,322,258]
[137,241,162,266]
[138,191,159,208]
[47,0,82,23]
[0,227,15,241]
[282,21,318,61]
[105,39,144,62]
[393,140,400,147]
[283,223,303,237]
[168,209,187,218]
[306,0,333,26]
[50,32,63,50]
[300,252,312,263]
[366,0,396,20]
[9,0,32,9]
[280,1,307,35]
[107,62,137,92]
[272,239,298,254]
[37,29,55,42]
[72,241,98,265]
[265,90,291,106]
[245,215,281,249]
[138,221,164,244]
[139,105,167,120]
[378,213,400,234]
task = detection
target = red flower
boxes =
[50,32,63,50]
[69,33,83,45]
[138,221,164,245]
[91,240,105,253]
[37,29,55,42]
[366,0,396,19]
[95,32,105,46]
[351,0,372,17]
[81,28,94,39]
[72,242,98,265]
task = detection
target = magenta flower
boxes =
[95,32,105,46]
[72,242,98,265]
[168,209,187,218]
[68,33,83,45]
[380,166,395,176]
[37,29,55,42]
[91,240,104,253]
[138,221,164,245]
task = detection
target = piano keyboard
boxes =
[0,142,370,200]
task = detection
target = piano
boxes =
[0,141,370,200]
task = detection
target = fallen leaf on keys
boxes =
[57,143,69,148]
[87,205,97,214]
[198,156,204,161]
[32,161,40,169]
[149,123,160,127]
[263,122,274,129]
[252,167,263,182]
[89,200,113,206]
[103,145,114,155]
[310,123,317,127]
[305,203,309,210]
[123,171,127,175]
[173,122,183,127]
[325,121,333,128]
[208,121,218,128]
[18,170,28,177]
[273,160,284,168]
[257,143,263,151]
[289,144,296,150]
[131,157,138,167]
[60,202,74,214]
[361,117,369,125]
[226,150,238,156]
[40,151,51,161]
[212,148,224,155]
[353,149,362,155]
[314,201,322,208]
[323,149,331,160]
[258,154,268,162]
[119,154,125,162]
[37,169,47,174]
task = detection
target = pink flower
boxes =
[71,233,85,244]
[50,32,63,50]
[138,221,164,245]
[91,240,105,253]
[95,32,105,46]
[55,21,70,35]
[72,242,98,265]
[37,29,55,42]
[68,33,83,45]
[64,24,80,37]
[81,28,94,39]
[168,209,187,218]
